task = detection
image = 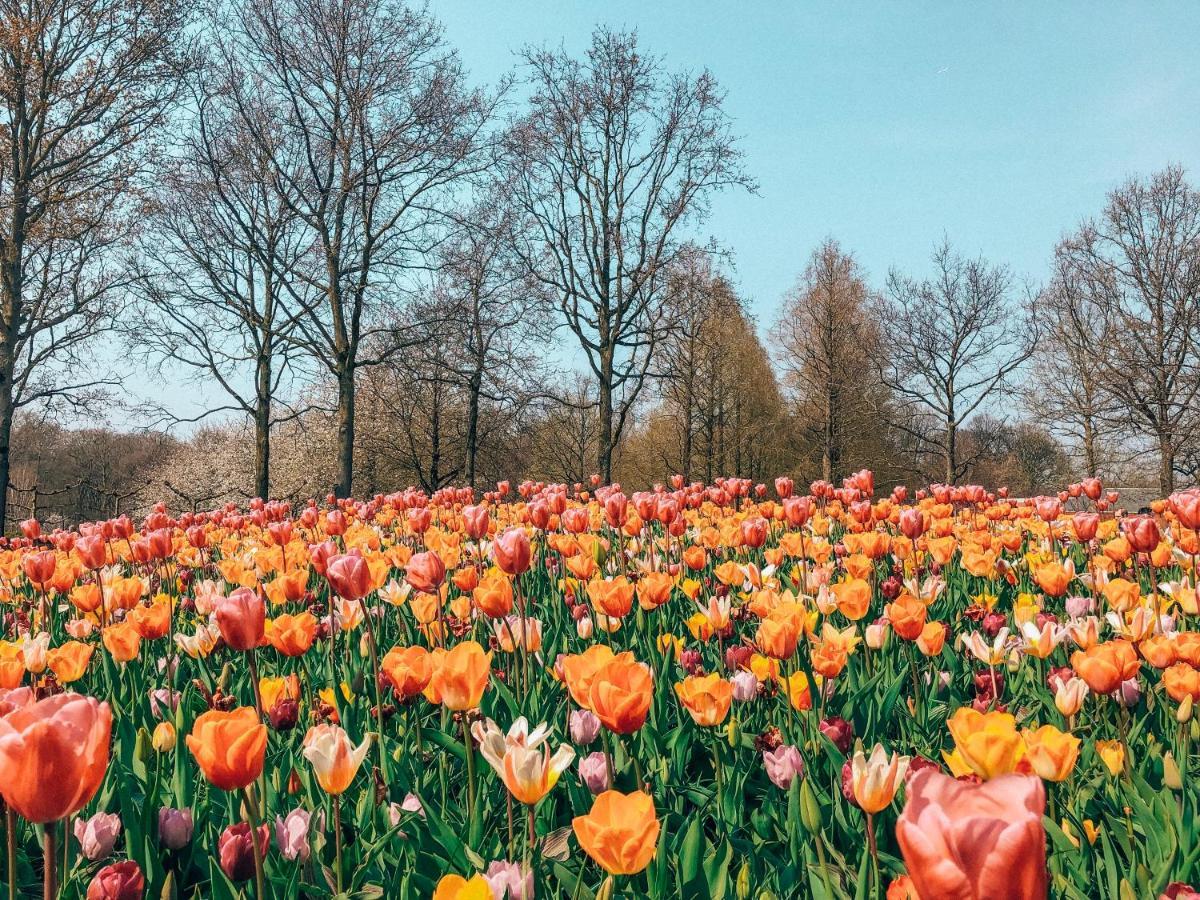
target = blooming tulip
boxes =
[0,692,112,823]
[86,860,144,900]
[850,742,909,813]
[302,724,371,795]
[763,745,804,790]
[572,790,660,875]
[186,707,267,791]
[214,587,265,652]
[430,640,491,711]
[472,716,576,805]
[896,769,1047,900]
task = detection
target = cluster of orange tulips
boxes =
[0,472,1198,898]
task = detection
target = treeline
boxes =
[0,1,1196,529]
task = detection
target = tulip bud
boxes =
[762,745,804,790]
[152,721,176,753]
[73,812,122,861]
[736,861,752,899]
[799,776,823,831]
[578,751,610,794]
[1163,752,1183,791]
[134,727,153,766]
[218,822,271,883]
[569,709,601,745]
[1178,694,1194,724]
[157,808,194,850]
[275,808,319,862]
[595,876,615,900]
[731,670,758,702]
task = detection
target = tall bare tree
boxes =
[132,78,312,499]
[774,239,884,482]
[0,0,187,526]
[879,240,1036,484]
[1057,167,1200,495]
[218,0,498,497]
[1024,260,1115,479]
[503,28,754,482]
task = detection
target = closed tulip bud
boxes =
[1118,677,1142,708]
[214,588,265,652]
[1163,752,1183,791]
[484,861,532,900]
[1178,694,1194,724]
[86,860,144,900]
[819,716,854,753]
[218,822,271,883]
[731,670,758,702]
[269,698,300,732]
[579,751,610,794]
[157,808,193,850]
[799,776,823,832]
[275,807,319,862]
[865,622,888,650]
[576,615,594,639]
[762,744,804,789]
[74,811,122,861]
[569,709,601,745]
[152,722,175,753]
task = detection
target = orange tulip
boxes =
[586,576,635,619]
[588,656,653,734]
[886,593,926,641]
[831,578,871,621]
[430,641,491,711]
[1071,640,1140,695]
[265,612,318,657]
[128,599,172,640]
[0,693,112,823]
[46,641,94,684]
[896,769,1046,900]
[102,622,141,663]
[674,673,733,726]
[186,707,267,791]
[472,572,514,618]
[381,645,433,700]
[572,790,660,875]
[559,645,617,708]
[1163,662,1200,703]
[756,615,798,659]
[636,571,675,611]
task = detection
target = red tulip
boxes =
[899,508,925,540]
[494,527,531,576]
[326,553,372,601]
[1071,512,1099,543]
[462,505,490,540]
[87,860,144,900]
[1122,514,1161,554]
[896,769,1046,900]
[214,588,265,652]
[218,822,271,883]
[1169,490,1200,531]
[405,551,446,594]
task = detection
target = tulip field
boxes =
[2,474,1200,899]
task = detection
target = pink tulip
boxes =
[762,745,804,790]
[74,811,122,861]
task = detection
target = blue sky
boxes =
[126,2,1200,425]
[438,1,1200,323]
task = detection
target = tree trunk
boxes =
[0,377,11,533]
[335,367,355,498]
[464,369,481,491]
[253,347,272,500]
[1082,417,1097,479]
[945,417,957,485]
[1159,432,1175,496]
[597,348,614,482]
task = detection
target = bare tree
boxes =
[879,240,1036,484]
[503,28,754,482]
[218,0,498,497]
[0,0,188,526]
[1024,261,1115,479]
[433,204,548,489]
[1057,167,1200,495]
[131,74,313,499]
[774,239,884,482]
